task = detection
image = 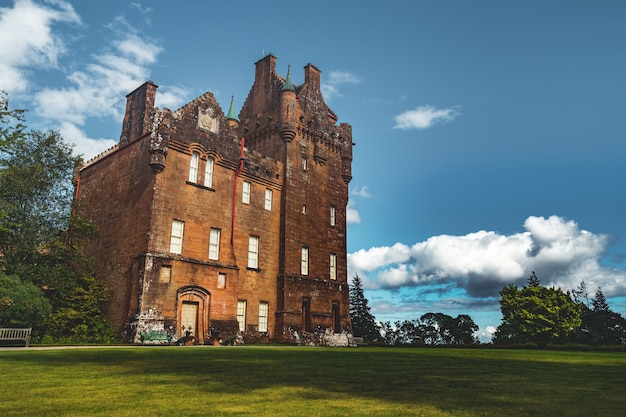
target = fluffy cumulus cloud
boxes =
[0,0,80,93]
[321,70,362,101]
[349,215,626,298]
[393,105,460,130]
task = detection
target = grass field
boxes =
[1,346,625,416]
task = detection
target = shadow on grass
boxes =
[3,346,626,416]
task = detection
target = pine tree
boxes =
[592,287,610,312]
[349,274,380,342]
[527,271,541,287]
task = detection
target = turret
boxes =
[226,96,239,129]
[279,66,297,143]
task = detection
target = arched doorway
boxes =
[176,286,210,344]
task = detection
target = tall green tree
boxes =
[0,92,113,342]
[349,274,380,342]
[0,129,80,272]
[494,275,582,347]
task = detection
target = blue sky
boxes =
[1,0,625,341]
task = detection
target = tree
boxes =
[575,287,626,346]
[0,271,51,330]
[527,271,541,287]
[0,129,80,272]
[592,287,609,312]
[349,274,380,342]
[494,276,582,347]
[572,281,590,308]
[451,314,479,344]
[0,92,113,343]
[0,91,26,151]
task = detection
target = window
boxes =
[170,219,184,254]
[301,247,309,276]
[204,157,214,188]
[237,300,247,332]
[242,180,251,204]
[217,272,226,289]
[209,228,220,260]
[302,157,307,171]
[330,253,337,280]
[159,265,172,283]
[264,188,272,211]
[248,235,259,269]
[330,205,336,227]
[258,302,269,332]
[189,152,199,182]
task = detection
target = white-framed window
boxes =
[170,219,184,254]
[330,253,337,280]
[204,157,214,188]
[302,157,307,171]
[264,188,272,211]
[189,151,199,182]
[209,227,220,260]
[242,180,251,204]
[301,247,309,276]
[258,301,269,332]
[237,300,247,332]
[248,235,259,269]
[330,205,336,227]
[217,272,226,289]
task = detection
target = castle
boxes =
[77,54,354,345]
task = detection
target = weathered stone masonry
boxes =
[78,54,354,345]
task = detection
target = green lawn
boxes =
[1,346,624,416]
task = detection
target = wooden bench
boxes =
[139,330,172,345]
[0,328,32,347]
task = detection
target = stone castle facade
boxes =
[77,54,354,345]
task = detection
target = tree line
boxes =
[350,271,626,347]
[0,92,113,343]
[350,274,478,345]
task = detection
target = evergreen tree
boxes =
[349,274,380,342]
[592,287,609,312]
[575,287,626,345]
[527,271,541,287]
[494,276,582,347]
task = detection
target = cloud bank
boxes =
[393,105,460,130]
[349,215,626,298]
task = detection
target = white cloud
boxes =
[393,105,460,130]
[351,185,372,198]
[321,70,362,101]
[346,200,361,225]
[59,121,117,160]
[349,215,626,298]
[33,17,164,124]
[0,0,80,93]
[28,13,189,159]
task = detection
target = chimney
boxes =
[304,63,321,91]
[119,81,158,145]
